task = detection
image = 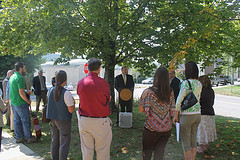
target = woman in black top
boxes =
[197,75,217,153]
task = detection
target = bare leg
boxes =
[184,150,191,160]
[191,147,197,160]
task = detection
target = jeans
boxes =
[11,103,32,140]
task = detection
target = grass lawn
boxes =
[213,85,240,97]
[3,103,240,160]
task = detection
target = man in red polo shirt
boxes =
[77,58,112,160]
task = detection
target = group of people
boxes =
[0,62,36,148]
[0,58,112,159]
[0,58,217,160]
[139,61,217,160]
[1,69,15,151]
[45,58,112,160]
[46,58,136,160]
[0,62,54,150]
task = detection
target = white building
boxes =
[39,59,88,88]
[37,58,131,89]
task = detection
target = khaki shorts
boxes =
[180,114,201,151]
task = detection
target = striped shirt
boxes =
[138,88,175,132]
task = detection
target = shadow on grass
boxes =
[3,105,240,160]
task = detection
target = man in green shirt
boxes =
[9,62,35,143]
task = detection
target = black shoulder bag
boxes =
[181,80,198,110]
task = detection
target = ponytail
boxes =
[54,70,67,101]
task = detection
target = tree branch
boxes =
[203,11,239,21]
[117,31,154,61]
[63,4,100,43]
[116,47,141,64]
[117,0,150,32]
[70,0,89,23]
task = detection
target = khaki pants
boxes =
[6,102,14,131]
[5,102,11,125]
[10,105,14,131]
[78,116,112,160]
[180,114,201,151]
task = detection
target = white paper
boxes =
[176,122,180,142]
[76,110,80,120]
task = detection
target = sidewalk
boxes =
[1,131,44,160]
[1,101,44,159]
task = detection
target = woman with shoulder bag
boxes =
[139,66,176,160]
[46,70,75,160]
[173,61,202,160]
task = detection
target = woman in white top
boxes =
[47,70,75,160]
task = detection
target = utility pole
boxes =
[231,56,234,93]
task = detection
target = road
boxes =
[214,94,240,118]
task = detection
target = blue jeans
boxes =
[11,103,32,140]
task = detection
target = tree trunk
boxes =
[104,65,116,111]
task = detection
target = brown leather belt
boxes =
[80,115,107,118]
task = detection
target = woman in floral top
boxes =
[173,61,202,160]
[139,66,175,160]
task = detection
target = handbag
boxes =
[42,105,50,123]
[31,112,42,139]
[181,80,198,110]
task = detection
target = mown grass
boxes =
[3,103,240,160]
[213,85,240,96]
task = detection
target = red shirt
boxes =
[77,72,111,117]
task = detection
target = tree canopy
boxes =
[0,54,44,80]
[0,0,239,108]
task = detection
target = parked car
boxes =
[210,77,219,87]
[142,77,154,84]
[218,76,231,85]
[238,77,240,82]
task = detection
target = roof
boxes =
[41,59,88,67]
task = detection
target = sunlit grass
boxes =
[3,103,240,159]
[214,85,240,96]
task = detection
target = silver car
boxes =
[142,77,154,84]
[218,76,231,85]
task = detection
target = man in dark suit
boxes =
[169,70,180,102]
[32,70,47,112]
[115,66,134,112]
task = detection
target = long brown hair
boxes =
[185,61,199,79]
[152,66,172,103]
[54,70,67,101]
[199,75,211,88]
